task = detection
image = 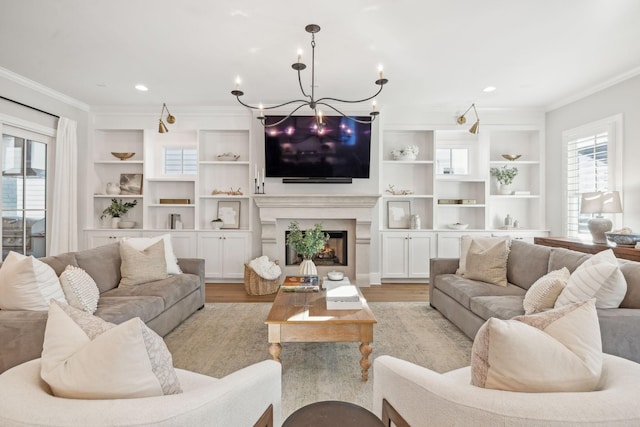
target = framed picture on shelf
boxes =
[119,174,143,195]
[387,200,411,229]
[217,200,241,229]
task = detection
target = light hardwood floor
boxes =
[206,283,429,303]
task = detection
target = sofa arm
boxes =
[429,258,459,303]
[178,258,205,305]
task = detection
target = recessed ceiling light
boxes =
[135,84,148,91]
[483,86,496,93]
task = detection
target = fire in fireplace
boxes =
[285,230,348,266]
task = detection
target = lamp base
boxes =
[588,217,613,244]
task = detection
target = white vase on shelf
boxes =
[499,184,512,195]
[111,217,121,229]
[106,182,121,195]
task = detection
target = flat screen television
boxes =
[264,115,371,180]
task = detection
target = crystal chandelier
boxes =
[231,24,388,128]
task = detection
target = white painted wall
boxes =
[545,74,640,234]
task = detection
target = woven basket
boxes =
[244,264,281,295]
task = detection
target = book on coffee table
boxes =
[282,275,320,292]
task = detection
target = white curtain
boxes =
[50,117,78,255]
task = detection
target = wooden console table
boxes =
[534,236,640,262]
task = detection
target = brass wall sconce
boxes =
[456,103,480,134]
[158,103,176,133]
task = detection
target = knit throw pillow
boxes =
[523,267,570,314]
[59,265,100,314]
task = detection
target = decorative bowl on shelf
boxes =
[327,271,344,281]
[447,223,469,230]
[117,221,136,229]
[111,152,135,160]
[605,232,640,246]
[501,154,522,161]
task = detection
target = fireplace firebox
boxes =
[285,230,348,266]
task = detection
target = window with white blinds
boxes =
[566,131,609,238]
[164,148,197,175]
[563,114,622,239]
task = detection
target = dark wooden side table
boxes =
[534,236,640,262]
[283,401,384,427]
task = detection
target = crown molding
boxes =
[0,67,90,112]
[546,66,640,112]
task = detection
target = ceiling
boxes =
[1,0,639,112]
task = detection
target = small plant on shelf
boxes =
[490,165,519,185]
[100,198,137,219]
[286,221,330,259]
[211,218,224,229]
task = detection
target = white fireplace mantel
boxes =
[253,194,381,286]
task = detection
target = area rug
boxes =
[165,302,472,420]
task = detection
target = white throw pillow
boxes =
[471,299,602,392]
[0,251,66,310]
[41,300,182,399]
[59,265,100,314]
[523,267,570,314]
[457,235,510,275]
[121,234,182,275]
[555,249,627,309]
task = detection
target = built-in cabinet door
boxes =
[221,233,250,279]
[407,234,434,277]
[86,230,143,249]
[382,232,435,279]
[381,232,410,278]
[197,231,250,279]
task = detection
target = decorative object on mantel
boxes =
[456,103,480,134]
[391,145,419,161]
[231,24,387,128]
[211,188,243,196]
[501,154,522,161]
[157,102,175,133]
[286,221,330,275]
[106,182,121,195]
[385,184,414,195]
[110,152,135,161]
[100,198,137,229]
[580,191,623,244]
[117,220,136,229]
[217,153,240,161]
[490,165,518,195]
[210,218,223,230]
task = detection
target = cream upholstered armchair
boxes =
[373,354,640,427]
[0,358,282,427]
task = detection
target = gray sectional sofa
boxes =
[430,239,640,363]
[0,242,205,373]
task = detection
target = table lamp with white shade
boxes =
[580,191,623,244]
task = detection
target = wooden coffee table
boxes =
[265,279,377,381]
